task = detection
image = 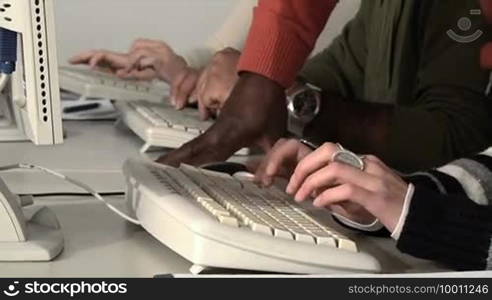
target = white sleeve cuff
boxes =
[331,213,385,232]
[182,47,216,69]
[391,183,415,240]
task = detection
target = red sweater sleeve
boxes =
[481,0,492,69]
[237,0,337,88]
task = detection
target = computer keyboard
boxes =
[123,158,381,274]
[59,66,166,102]
[115,100,249,155]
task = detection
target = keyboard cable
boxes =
[0,163,141,225]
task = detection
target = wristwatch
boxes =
[286,83,322,137]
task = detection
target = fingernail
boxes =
[265,164,275,176]
[286,184,294,194]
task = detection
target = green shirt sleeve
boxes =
[299,1,368,101]
[300,0,492,171]
[386,0,492,170]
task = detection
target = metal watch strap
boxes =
[288,115,304,137]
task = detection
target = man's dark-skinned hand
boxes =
[156,72,288,166]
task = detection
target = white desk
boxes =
[0,196,191,277]
[0,121,491,277]
[0,121,151,194]
[0,121,193,277]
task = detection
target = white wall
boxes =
[54,0,360,64]
[314,0,361,55]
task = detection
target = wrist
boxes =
[238,72,285,94]
[218,72,288,151]
[287,82,322,137]
[367,183,411,235]
[223,72,286,125]
[302,92,341,144]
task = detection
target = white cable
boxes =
[0,163,140,225]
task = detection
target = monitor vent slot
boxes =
[33,0,49,123]
[0,1,12,22]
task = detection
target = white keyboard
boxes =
[115,100,249,155]
[123,158,381,274]
[59,66,166,102]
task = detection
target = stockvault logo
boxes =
[3,281,20,297]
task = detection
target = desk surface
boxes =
[0,120,192,277]
[0,195,486,278]
[1,121,491,277]
[0,121,149,194]
[0,196,191,278]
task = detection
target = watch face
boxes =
[288,89,320,121]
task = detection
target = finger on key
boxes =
[254,139,287,186]
[286,142,340,195]
[69,50,96,65]
[294,162,379,202]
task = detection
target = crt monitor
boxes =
[0,0,63,145]
[0,0,64,262]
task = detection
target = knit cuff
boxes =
[397,185,492,270]
[331,213,384,233]
[391,183,415,240]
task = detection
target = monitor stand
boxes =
[0,78,27,142]
[0,176,63,261]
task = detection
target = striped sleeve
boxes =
[398,147,492,270]
[397,186,492,270]
[397,0,492,271]
[406,147,492,205]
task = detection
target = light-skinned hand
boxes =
[193,47,241,120]
[287,142,408,231]
[254,138,313,187]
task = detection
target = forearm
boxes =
[303,94,394,164]
[216,72,287,150]
[397,185,492,271]
[304,92,492,172]
[397,148,492,270]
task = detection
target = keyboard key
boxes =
[293,232,316,244]
[187,127,200,134]
[218,215,239,227]
[162,167,209,199]
[274,229,294,240]
[204,201,230,217]
[181,165,218,188]
[316,237,337,248]
[172,124,186,131]
[251,223,273,235]
[151,164,359,252]
[200,169,242,188]
[338,239,358,252]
